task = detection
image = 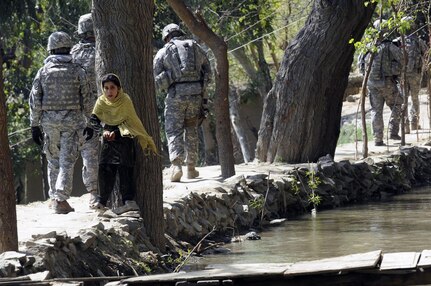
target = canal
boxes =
[189,186,431,268]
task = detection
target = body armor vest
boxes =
[71,42,97,95]
[40,61,82,110]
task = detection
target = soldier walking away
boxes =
[361,19,403,146]
[29,31,93,214]
[153,23,212,182]
[399,17,428,132]
[71,13,100,208]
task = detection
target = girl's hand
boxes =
[103,131,116,141]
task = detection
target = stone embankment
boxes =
[163,146,431,243]
[1,146,431,282]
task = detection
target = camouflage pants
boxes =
[80,136,99,192]
[405,72,422,124]
[164,92,202,166]
[41,111,84,201]
[43,127,81,201]
[368,77,403,142]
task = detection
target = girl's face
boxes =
[103,81,120,102]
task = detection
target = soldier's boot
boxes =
[411,120,421,130]
[54,200,75,214]
[89,190,99,209]
[187,164,199,179]
[404,117,410,134]
[170,160,183,182]
[405,123,410,134]
[48,199,55,209]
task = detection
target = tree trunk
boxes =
[231,45,272,98]
[93,0,165,250]
[201,120,218,165]
[0,39,18,252]
[257,0,375,163]
[229,86,252,163]
[167,0,235,178]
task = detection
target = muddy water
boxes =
[189,186,431,268]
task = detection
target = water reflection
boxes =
[188,186,431,268]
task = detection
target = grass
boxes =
[337,122,373,146]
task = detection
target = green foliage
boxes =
[288,168,322,208]
[289,177,300,195]
[306,169,321,207]
[306,169,320,190]
[308,192,321,206]
[249,196,265,211]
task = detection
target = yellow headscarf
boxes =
[92,77,158,155]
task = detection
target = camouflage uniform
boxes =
[153,24,211,181]
[365,40,403,144]
[71,13,99,193]
[29,32,92,202]
[404,35,428,129]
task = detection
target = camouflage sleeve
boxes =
[29,68,43,127]
[90,114,102,134]
[196,43,212,85]
[78,67,93,121]
[389,43,402,64]
[153,48,173,92]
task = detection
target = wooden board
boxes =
[379,252,421,271]
[284,250,382,276]
[418,250,431,268]
[121,263,291,284]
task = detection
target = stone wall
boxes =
[163,147,431,242]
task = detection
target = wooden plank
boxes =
[417,250,431,268]
[122,263,291,284]
[284,250,382,276]
[379,252,421,271]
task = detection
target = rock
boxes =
[31,231,57,240]
[243,231,261,240]
[0,261,15,277]
[28,270,50,281]
[0,251,26,265]
[269,218,287,225]
[79,230,97,250]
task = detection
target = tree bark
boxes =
[0,39,18,252]
[167,0,235,178]
[257,0,375,163]
[201,120,218,165]
[231,45,272,98]
[229,86,252,163]
[93,0,165,250]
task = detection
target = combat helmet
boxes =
[47,31,73,51]
[77,13,94,35]
[373,19,388,31]
[401,16,416,33]
[162,23,184,42]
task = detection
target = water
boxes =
[188,186,431,268]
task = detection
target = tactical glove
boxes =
[31,126,43,146]
[83,127,94,141]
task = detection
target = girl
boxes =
[90,73,157,213]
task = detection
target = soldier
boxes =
[153,23,212,182]
[363,20,403,146]
[29,31,93,214]
[400,17,428,132]
[71,13,99,208]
